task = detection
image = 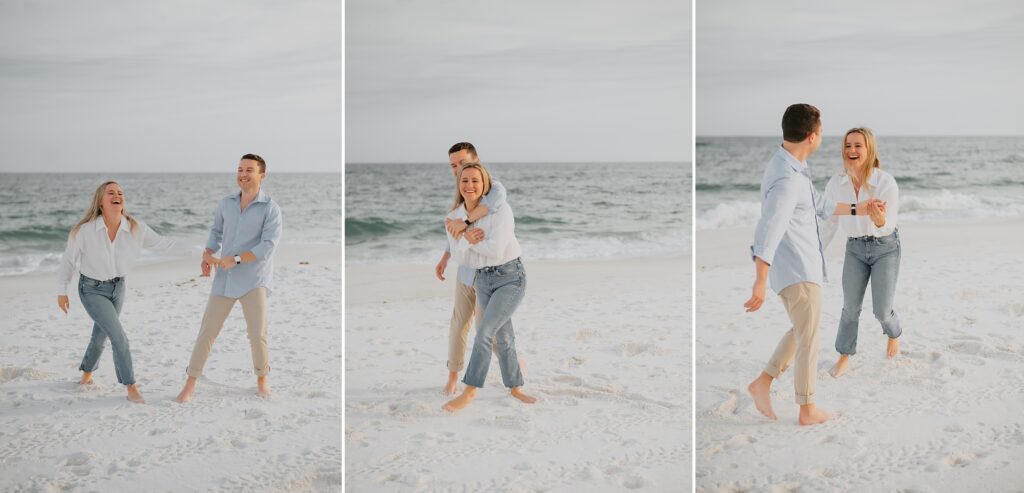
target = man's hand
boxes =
[435,252,450,281]
[445,218,469,237]
[867,200,887,227]
[744,279,767,312]
[57,295,70,314]
[216,257,236,271]
[464,228,485,245]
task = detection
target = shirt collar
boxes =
[229,188,269,203]
[94,216,130,233]
[776,145,809,174]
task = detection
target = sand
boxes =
[345,256,692,492]
[694,219,1024,492]
[0,244,342,492]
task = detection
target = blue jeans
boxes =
[836,231,902,355]
[78,275,135,385]
[462,258,526,389]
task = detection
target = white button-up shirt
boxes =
[446,202,522,270]
[56,217,177,295]
[819,168,899,249]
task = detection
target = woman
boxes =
[821,128,902,378]
[56,181,178,403]
[442,162,536,412]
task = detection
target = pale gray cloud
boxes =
[0,0,340,172]
[345,0,691,164]
[697,0,1024,136]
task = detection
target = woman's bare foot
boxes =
[747,372,777,420]
[887,338,900,359]
[442,386,477,413]
[175,377,197,403]
[510,387,537,404]
[829,355,850,378]
[798,403,834,426]
[257,376,271,400]
[443,371,459,395]
[79,372,93,385]
[126,384,146,404]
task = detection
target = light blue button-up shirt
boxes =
[444,180,507,286]
[206,188,283,298]
[750,147,836,294]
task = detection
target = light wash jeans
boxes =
[462,258,526,389]
[836,230,902,355]
[78,275,136,385]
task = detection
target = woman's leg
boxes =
[836,242,870,356]
[462,272,525,389]
[870,237,902,357]
[78,321,107,381]
[78,282,135,387]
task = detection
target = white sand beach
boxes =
[695,220,1024,492]
[345,256,691,492]
[0,244,342,492]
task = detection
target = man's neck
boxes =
[781,141,813,164]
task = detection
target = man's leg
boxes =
[445,281,476,394]
[175,294,236,403]
[240,288,270,399]
[784,282,832,425]
[749,285,802,421]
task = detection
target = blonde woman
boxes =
[820,128,901,378]
[442,162,536,412]
[56,181,177,403]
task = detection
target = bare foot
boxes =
[442,387,477,413]
[829,355,850,378]
[798,403,834,426]
[174,377,197,404]
[747,372,777,420]
[510,387,537,404]
[257,376,271,400]
[126,384,146,404]
[443,371,459,395]
[887,338,899,359]
[79,372,93,385]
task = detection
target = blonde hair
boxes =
[451,162,492,211]
[842,127,881,192]
[70,181,139,237]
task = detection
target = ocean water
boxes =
[345,162,691,264]
[0,173,341,276]
[696,136,1024,229]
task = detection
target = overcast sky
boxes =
[0,0,340,172]
[697,0,1024,136]
[345,0,691,164]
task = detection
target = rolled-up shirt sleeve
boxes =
[55,231,81,296]
[140,223,187,255]
[873,175,899,236]
[751,176,800,265]
[250,202,282,260]
[818,176,841,250]
[205,201,225,253]
[480,180,507,215]
[812,181,837,221]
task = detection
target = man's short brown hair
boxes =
[781,104,821,143]
[241,153,266,173]
[448,142,477,158]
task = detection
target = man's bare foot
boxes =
[510,387,537,404]
[747,372,777,420]
[887,338,899,359]
[126,384,146,404]
[175,377,197,404]
[79,372,93,385]
[829,355,850,378]
[443,371,459,395]
[257,376,271,400]
[798,403,834,426]
[442,387,477,413]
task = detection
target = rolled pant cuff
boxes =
[446,361,464,373]
[763,364,783,379]
[254,366,270,377]
[795,393,814,405]
[185,366,203,378]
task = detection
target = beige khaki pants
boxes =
[186,288,269,377]
[764,282,822,405]
[447,280,498,372]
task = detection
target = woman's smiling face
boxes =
[459,167,484,203]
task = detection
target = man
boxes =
[175,154,283,403]
[744,104,881,425]
[434,142,508,395]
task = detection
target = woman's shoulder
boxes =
[873,168,898,186]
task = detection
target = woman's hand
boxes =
[57,295,70,314]
[464,228,485,245]
[867,200,887,227]
[445,218,469,237]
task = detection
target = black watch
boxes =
[464,219,472,227]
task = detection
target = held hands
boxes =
[860,198,887,227]
[445,218,468,238]
[57,295,70,314]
